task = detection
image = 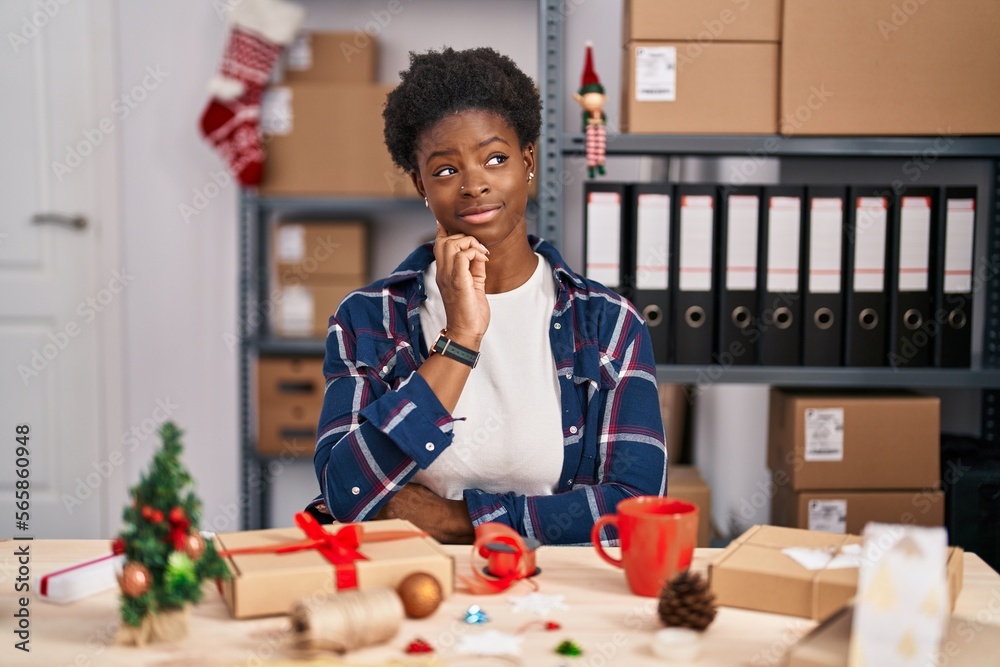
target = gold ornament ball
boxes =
[397,572,443,619]
[119,561,152,597]
[185,532,206,561]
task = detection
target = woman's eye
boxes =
[433,167,456,177]
[486,154,509,166]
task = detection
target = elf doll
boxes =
[573,42,607,179]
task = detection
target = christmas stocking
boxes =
[199,0,303,186]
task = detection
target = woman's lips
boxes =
[458,204,501,224]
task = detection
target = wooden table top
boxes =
[2,540,998,667]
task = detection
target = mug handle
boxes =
[591,515,622,568]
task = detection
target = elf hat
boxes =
[578,41,604,95]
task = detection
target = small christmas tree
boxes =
[115,422,229,646]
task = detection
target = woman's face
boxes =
[411,109,534,248]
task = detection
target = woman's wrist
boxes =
[443,327,483,351]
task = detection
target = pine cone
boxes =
[657,570,717,631]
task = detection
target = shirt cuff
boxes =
[357,371,455,468]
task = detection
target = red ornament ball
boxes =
[111,537,126,555]
[170,507,186,523]
[118,561,151,597]
[151,509,164,523]
[141,506,153,519]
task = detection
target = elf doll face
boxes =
[577,91,606,113]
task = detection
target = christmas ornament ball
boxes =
[184,532,206,561]
[397,572,443,619]
[119,561,152,597]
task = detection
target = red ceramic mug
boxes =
[591,496,699,597]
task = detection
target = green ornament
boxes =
[555,639,583,657]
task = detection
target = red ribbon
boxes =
[217,512,428,590]
[459,523,538,595]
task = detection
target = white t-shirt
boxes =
[413,253,564,500]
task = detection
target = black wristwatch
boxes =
[430,329,480,368]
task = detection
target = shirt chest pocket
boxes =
[353,333,417,386]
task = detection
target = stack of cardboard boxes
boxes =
[259,32,414,197]
[621,0,1000,135]
[768,388,944,535]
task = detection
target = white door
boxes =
[1,0,122,538]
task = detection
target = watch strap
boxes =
[431,330,480,368]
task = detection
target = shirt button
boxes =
[553,322,562,329]
[567,479,573,485]
[351,486,360,495]
[569,426,578,434]
[381,366,389,374]
[425,442,435,451]
[565,372,572,380]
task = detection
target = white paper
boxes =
[782,544,862,571]
[725,195,758,291]
[586,192,622,288]
[850,524,949,667]
[277,225,306,262]
[809,198,844,294]
[767,196,802,293]
[636,194,670,290]
[679,195,714,292]
[260,86,293,136]
[808,499,848,534]
[635,46,677,102]
[898,197,932,292]
[278,285,313,337]
[853,197,887,292]
[37,554,124,604]
[944,198,975,294]
[804,407,844,462]
[287,33,313,70]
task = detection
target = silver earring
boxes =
[461,185,465,191]
[527,172,534,183]
[424,197,429,208]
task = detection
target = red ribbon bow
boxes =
[218,512,427,591]
[459,523,539,595]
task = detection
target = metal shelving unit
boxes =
[238,1,1000,529]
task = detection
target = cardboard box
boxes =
[709,525,963,620]
[658,383,688,464]
[260,83,416,197]
[787,606,1000,667]
[781,0,1000,135]
[256,356,324,456]
[767,389,940,491]
[273,220,369,281]
[273,280,363,339]
[772,486,945,535]
[668,465,712,546]
[284,32,377,84]
[215,519,454,618]
[624,0,781,42]
[622,41,778,134]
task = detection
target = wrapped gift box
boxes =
[708,525,963,620]
[788,605,1000,667]
[215,517,454,619]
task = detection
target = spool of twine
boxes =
[289,588,405,655]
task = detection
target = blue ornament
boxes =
[464,605,490,624]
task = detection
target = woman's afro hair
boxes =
[383,47,542,173]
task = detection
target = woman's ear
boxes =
[409,170,426,200]
[522,142,536,177]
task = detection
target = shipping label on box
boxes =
[216,517,454,619]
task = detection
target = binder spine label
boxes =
[679,196,714,292]
[808,499,847,534]
[634,46,677,102]
[809,198,843,294]
[804,407,844,462]
[586,191,622,288]
[853,197,888,292]
[944,198,975,294]
[898,196,932,292]
[636,194,670,290]
[725,195,759,291]
[767,196,802,293]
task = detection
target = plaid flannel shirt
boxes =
[308,235,667,545]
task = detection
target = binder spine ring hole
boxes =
[773,307,793,330]
[903,309,924,331]
[731,306,752,329]
[685,306,706,329]
[643,304,663,327]
[948,309,968,330]
[859,308,879,331]
[814,308,835,330]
